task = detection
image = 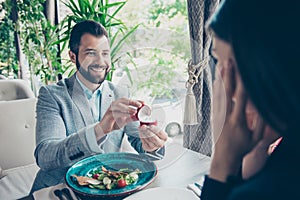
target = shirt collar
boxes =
[76,74,102,100]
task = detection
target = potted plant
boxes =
[58,0,139,81]
[0,0,138,87]
[0,0,66,87]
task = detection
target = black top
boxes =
[201,138,300,200]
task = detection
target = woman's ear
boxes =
[69,50,76,64]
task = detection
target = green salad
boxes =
[72,166,141,190]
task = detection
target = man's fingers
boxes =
[110,103,137,115]
[110,111,132,119]
[139,125,166,150]
[139,125,168,141]
[110,98,142,115]
[141,136,164,151]
[141,138,159,152]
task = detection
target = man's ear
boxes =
[69,50,76,64]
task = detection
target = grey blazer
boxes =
[31,74,152,192]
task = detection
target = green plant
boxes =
[122,48,186,99]
[0,0,66,85]
[58,0,139,81]
[0,1,19,78]
[148,0,187,27]
[18,0,67,84]
[113,0,189,100]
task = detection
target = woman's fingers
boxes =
[252,115,266,145]
[232,73,248,125]
[222,62,235,114]
[212,67,227,144]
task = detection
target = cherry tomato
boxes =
[93,174,100,179]
[117,179,127,188]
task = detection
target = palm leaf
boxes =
[62,0,80,15]
[87,0,96,14]
[108,22,125,27]
[121,52,136,85]
[91,0,100,7]
[123,66,133,85]
[107,1,126,18]
[109,29,119,52]
[78,0,88,16]
[111,24,139,59]
[105,1,126,26]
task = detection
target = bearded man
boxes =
[30,20,167,193]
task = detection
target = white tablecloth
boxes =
[30,142,210,200]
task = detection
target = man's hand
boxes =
[138,125,168,152]
[94,98,142,140]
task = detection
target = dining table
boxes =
[19,141,211,200]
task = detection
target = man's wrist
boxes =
[94,123,107,141]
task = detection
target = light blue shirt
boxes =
[76,76,102,122]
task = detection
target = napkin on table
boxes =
[187,175,205,197]
[33,183,79,200]
[0,166,7,179]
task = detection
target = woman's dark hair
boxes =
[69,20,108,54]
[208,0,300,139]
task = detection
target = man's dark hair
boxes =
[69,20,108,54]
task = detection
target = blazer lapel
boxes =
[66,74,94,126]
[100,81,114,119]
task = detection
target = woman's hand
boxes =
[242,126,281,179]
[210,63,266,182]
[138,125,168,152]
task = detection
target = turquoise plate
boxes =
[65,152,157,199]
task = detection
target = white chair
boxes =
[0,79,35,101]
[0,79,39,199]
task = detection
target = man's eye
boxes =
[87,52,96,56]
[102,52,110,56]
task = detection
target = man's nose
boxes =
[94,54,106,65]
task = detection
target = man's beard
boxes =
[76,59,108,84]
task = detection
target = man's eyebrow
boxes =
[83,48,110,52]
[83,48,97,52]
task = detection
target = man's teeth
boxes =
[91,68,102,72]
